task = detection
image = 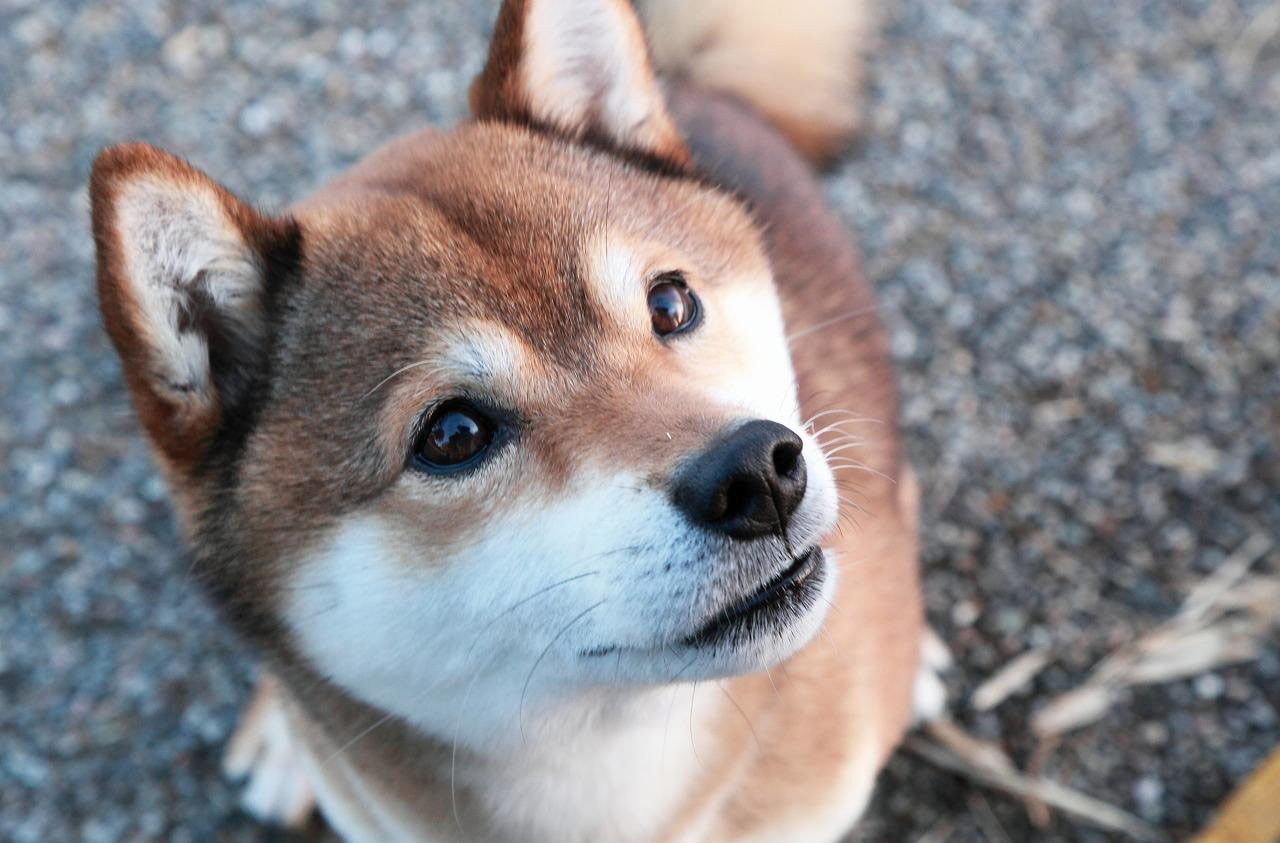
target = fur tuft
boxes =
[637,0,876,164]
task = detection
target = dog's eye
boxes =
[414,401,495,471]
[648,273,700,337]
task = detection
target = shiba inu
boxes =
[89,0,933,840]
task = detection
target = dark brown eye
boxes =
[414,402,495,471]
[647,274,699,337]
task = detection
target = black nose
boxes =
[672,420,807,539]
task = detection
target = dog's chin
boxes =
[584,546,837,685]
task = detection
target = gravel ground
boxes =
[3,1,1279,841]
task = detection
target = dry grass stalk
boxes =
[1118,619,1261,686]
[967,791,1013,843]
[1174,534,1273,629]
[915,817,956,843]
[1216,574,1280,619]
[1023,737,1059,829]
[1032,534,1276,739]
[971,647,1052,712]
[928,719,1017,773]
[1030,685,1117,739]
[911,534,1275,839]
[905,721,1162,841]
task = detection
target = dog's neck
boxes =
[280,658,737,843]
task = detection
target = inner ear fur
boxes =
[90,143,299,472]
[471,0,690,168]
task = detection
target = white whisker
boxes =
[715,680,761,751]
[451,666,485,832]
[466,571,602,658]
[321,710,397,766]
[786,303,880,344]
[360,359,444,401]
[518,600,606,743]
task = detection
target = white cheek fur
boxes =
[285,452,839,742]
[285,476,687,746]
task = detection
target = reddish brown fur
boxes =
[469,0,541,128]
[90,0,919,838]
[244,89,916,843]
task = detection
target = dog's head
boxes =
[91,0,840,742]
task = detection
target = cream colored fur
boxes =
[638,0,876,158]
[116,178,263,403]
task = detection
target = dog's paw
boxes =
[223,674,317,828]
[912,626,952,724]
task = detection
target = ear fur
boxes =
[471,0,690,168]
[90,143,298,472]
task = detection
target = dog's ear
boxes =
[471,0,690,168]
[90,143,299,474]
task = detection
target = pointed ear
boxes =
[90,143,299,473]
[471,0,690,167]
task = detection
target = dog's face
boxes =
[265,127,842,732]
[90,0,839,743]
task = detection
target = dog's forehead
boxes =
[291,190,598,376]
[282,123,763,380]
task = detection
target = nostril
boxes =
[721,477,756,522]
[772,440,802,479]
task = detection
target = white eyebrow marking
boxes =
[587,230,647,327]
[442,323,528,386]
[360,323,532,405]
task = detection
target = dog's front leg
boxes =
[223,672,317,828]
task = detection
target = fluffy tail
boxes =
[637,0,876,163]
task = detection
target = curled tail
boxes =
[637,0,876,163]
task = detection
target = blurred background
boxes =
[2,0,1279,841]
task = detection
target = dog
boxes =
[89,0,932,840]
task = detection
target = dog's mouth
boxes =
[578,546,827,661]
[681,546,825,649]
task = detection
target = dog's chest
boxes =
[468,685,729,843]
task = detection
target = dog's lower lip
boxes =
[682,546,824,647]
[577,548,825,659]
